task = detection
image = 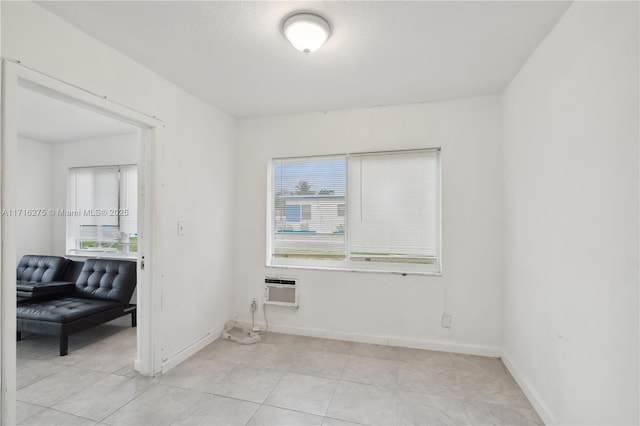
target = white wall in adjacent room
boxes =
[50,132,140,256]
[2,1,237,369]
[16,137,53,261]
[502,2,639,424]
[235,95,504,354]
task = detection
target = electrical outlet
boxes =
[441,313,452,329]
[250,299,257,313]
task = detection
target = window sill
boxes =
[67,251,137,261]
[266,263,442,277]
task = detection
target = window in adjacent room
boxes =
[269,149,441,274]
[66,165,137,258]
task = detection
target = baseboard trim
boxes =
[161,326,223,374]
[250,320,501,357]
[502,351,555,425]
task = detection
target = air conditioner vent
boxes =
[264,278,296,286]
[264,276,298,307]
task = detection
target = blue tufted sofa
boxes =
[16,258,137,356]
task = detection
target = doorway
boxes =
[1,60,161,425]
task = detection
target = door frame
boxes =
[0,60,163,425]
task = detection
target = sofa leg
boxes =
[59,334,68,356]
[124,305,137,328]
[17,331,21,341]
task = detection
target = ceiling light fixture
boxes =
[283,13,331,54]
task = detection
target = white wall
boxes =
[235,95,504,354]
[2,1,237,368]
[50,132,140,256]
[502,2,639,424]
[16,137,53,261]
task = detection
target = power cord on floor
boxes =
[250,299,258,332]
[262,302,269,332]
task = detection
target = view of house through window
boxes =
[273,155,346,261]
[271,149,441,274]
[67,165,138,258]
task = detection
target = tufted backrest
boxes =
[17,256,68,283]
[73,259,137,305]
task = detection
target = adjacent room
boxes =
[14,85,142,420]
[0,1,637,425]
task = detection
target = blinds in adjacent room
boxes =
[119,165,138,235]
[67,164,138,257]
[72,166,119,226]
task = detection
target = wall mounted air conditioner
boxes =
[264,277,298,307]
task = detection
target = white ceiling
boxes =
[18,86,138,143]
[37,1,571,118]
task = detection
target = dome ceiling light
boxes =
[282,13,331,54]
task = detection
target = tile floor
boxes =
[16,319,543,425]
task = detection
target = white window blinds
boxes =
[347,150,439,265]
[73,166,119,226]
[67,165,138,257]
[119,165,138,235]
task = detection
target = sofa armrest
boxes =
[16,280,75,296]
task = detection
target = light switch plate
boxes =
[177,221,185,235]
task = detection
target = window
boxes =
[269,149,441,274]
[301,205,312,221]
[285,205,301,223]
[67,165,138,258]
[272,156,346,258]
